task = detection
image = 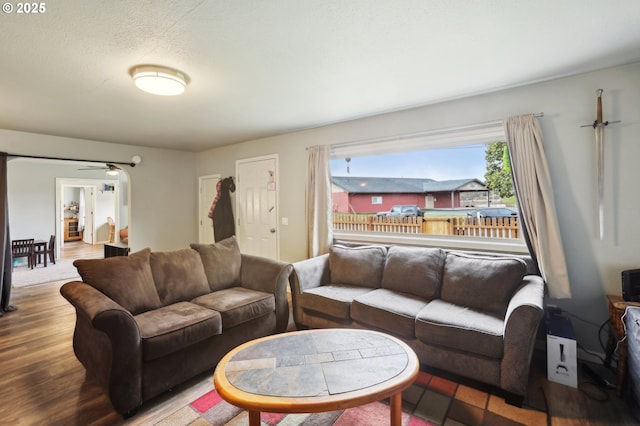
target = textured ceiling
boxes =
[1,0,640,152]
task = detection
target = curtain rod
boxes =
[1,152,136,167]
[324,112,544,150]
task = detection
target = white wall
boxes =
[8,161,105,240]
[94,181,118,242]
[63,187,80,214]
[1,130,199,251]
[118,172,129,229]
[196,61,640,355]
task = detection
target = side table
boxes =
[605,295,640,396]
[104,242,130,258]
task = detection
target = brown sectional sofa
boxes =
[60,236,292,417]
[289,244,545,405]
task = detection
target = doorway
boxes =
[61,185,96,244]
[6,158,131,267]
[426,194,435,209]
[235,155,279,259]
[56,178,120,259]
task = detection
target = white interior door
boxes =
[198,174,220,244]
[81,187,95,244]
[236,155,279,259]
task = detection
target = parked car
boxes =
[377,205,423,218]
[467,207,518,219]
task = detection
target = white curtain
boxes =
[504,115,571,298]
[306,145,332,257]
[81,188,93,244]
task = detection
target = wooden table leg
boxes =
[617,342,628,397]
[390,392,402,426]
[248,410,260,426]
[604,330,614,367]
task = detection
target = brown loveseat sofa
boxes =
[289,244,544,406]
[60,236,292,417]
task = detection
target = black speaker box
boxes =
[622,269,640,302]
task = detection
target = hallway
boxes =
[59,240,104,261]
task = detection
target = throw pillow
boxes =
[381,245,446,299]
[150,248,211,305]
[190,236,242,291]
[440,252,527,317]
[329,244,387,288]
[73,248,162,315]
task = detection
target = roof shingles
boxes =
[332,176,485,193]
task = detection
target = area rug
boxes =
[11,258,80,287]
[153,371,547,425]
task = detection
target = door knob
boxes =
[270,228,276,233]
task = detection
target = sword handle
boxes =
[596,89,603,124]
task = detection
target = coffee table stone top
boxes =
[224,329,411,398]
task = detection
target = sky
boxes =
[330,144,488,181]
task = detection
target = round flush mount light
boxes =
[130,65,189,96]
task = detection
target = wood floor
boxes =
[1,242,212,426]
[0,242,637,425]
[59,240,105,260]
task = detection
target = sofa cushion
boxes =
[150,249,211,305]
[191,287,275,329]
[135,301,222,361]
[381,246,446,299]
[440,252,527,317]
[74,248,161,315]
[415,299,504,359]
[300,285,374,321]
[351,289,428,339]
[329,245,387,288]
[190,236,242,291]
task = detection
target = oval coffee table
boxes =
[213,328,419,426]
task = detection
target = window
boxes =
[330,123,526,253]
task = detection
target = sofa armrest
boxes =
[61,280,126,321]
[288,254,331,327]
[289,253,331,296]
[60,281,143,415]
[239,254,293,332]
[500,275,545,397]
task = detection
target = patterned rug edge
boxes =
[152,370,546,426]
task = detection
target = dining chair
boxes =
[107,217,115,243]
[47,234,56,265]
[12,239,35,270]
[34,235,56,267]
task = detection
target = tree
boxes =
[484,142,514,199]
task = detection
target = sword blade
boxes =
[595,125,605,240]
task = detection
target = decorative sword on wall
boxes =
[581,89,621,240]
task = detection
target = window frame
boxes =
[331,122,528,255]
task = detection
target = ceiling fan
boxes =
[78,163,122,175]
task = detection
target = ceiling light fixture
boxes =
[105,163,121,176]
[130,65,189,96]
